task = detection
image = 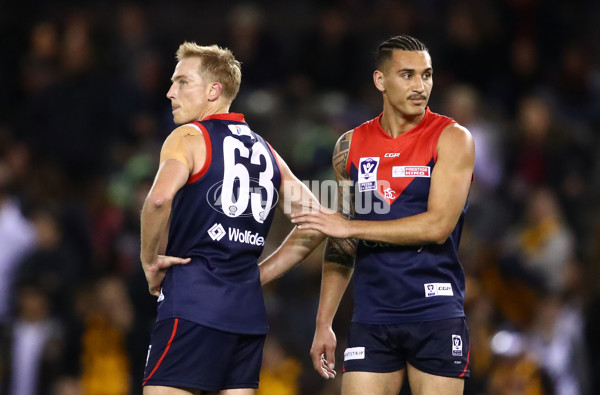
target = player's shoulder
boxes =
[335,129,354,148]
[438,121,475,156]
[160,124,206,156]
[169,123,204,138]
[441,122,472,141]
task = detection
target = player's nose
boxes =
[166,83,176,99]
[412,77,425,92]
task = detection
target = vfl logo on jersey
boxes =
[207,223,265,246]
[392,166,431,178]
[452,335,463,356]
[228,124,254,139]
[358,157,380,192]
[344,347,365,361]
[424,283,454,297]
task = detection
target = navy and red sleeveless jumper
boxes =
[347,107,468,324]
[157,113,281,335]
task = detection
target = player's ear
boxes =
[373,70,385,92]
[207,82,222,101]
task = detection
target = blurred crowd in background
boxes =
[0,0,599,394]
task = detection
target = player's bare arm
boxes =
[311,131,358,380]
[140,125,205,295]
[258,150,326,285]
[323,129,358,267]
[294,124,475,245]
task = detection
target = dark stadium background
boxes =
[0,1,599,394]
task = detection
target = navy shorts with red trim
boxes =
[343,317,470,378]
[142,318,266,391]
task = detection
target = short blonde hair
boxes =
[176,42,242,101]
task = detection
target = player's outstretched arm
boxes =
[258,150,326,285]
[293,124,475,246]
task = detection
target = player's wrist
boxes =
[315,316,334,328]
[344,220,360,239]
[140,254,157,269]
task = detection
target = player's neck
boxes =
[380,109,425,138]
[197,101,232,121]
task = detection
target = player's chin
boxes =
[407,103,427,115]
[173,115,191,126]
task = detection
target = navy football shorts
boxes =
[343,317,470,378]
[142,318,266,391]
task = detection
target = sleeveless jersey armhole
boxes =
[431,121,456,163]
[345,129,357,177]
[265,142,282,176]
[187,122,212,184]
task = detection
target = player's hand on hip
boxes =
[144,255,191,297]
[292,202,351,238]
[310,324,337,379]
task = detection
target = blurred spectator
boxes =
[528,294,590,395]
[256,337,302,395]
[443,84,509,241]
[0,284,64,395]
[487,330,553,395]
[79,277,133,395]
[506,96,557,198]
[443,84,504,192]
[15,205,84,321]
[20,21,60,96]
[0,162,36,323]
[296,6,358,93]
[500,188,575,296]
[0,1,598,393]
[224,3,284,89]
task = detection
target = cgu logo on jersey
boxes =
[207,223,265,246]
[384,153,400,157]
[424,283,454,297]
[358,157,380,192]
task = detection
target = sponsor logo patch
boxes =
[228,227,265,246]
[452,335,463,356]
[392,166,431,178]
[207,223,227,241]
[424,283,454,297]
[384,153,400,158]
[207,223,264,246]
[344,347,365,361]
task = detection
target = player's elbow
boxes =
[146,192,173,210]
[428,224,454,245]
